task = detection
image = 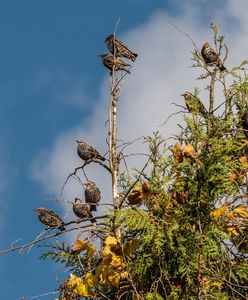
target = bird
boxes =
[84,181,101,211]
[35,207,65,231]
[72,198,96,223]
[98,53,131,74]
[104,34,138,62]
[76,139,106,162]
[242,110,248,138]
[201,42,226,71]
[181,92,208,116]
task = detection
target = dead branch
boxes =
[0,216,108,255]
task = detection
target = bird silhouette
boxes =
[76,139,105,162]
[85,181,101,211]
[104,34,138,62]
[73,198,96,223]
[35,207,65,231]
[201,42,226,71]
[98,53,130,74]
[181,92,208,116]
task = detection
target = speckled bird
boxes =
[76,139,105,162]
[98,53,130,74]
[181,92,208,116]
[85,181,101,211]
[201,42,226,71]
[104,34,138,62]
[242,110,248,138]
[72,198,96,223]
[35,207,65,231]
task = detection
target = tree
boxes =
[1,24,248,300]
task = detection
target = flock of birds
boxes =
[35,140,105,231]
[34,36,248,232]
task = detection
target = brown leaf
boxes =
[72,238,91,254]
[171,142,183,161]
[239,156,248,169]
[128,182,150,205]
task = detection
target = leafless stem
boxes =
[0,217,108,255]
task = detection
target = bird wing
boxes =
[47,210,62,220]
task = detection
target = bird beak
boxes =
[97,53,103,57]
[75,139,80,143]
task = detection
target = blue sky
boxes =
[0,0,247,299]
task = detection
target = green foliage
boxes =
[41,25,248,300]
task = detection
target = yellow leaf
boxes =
[87,245,96,259]
[111,254,124,268]
[225,210,237,221]
[120,271,129,280]
[171,142,183,159]
[124,238,139,258]
[239,156,248,168]
[183,144,195,157]
[210,205,229,218]
[226,226,240,236]
[233,204,248,218]
[85,273,98,288]
[77,283,93,297]
[104,236,118,246]
[108,271,120,287]
[101,245,112,258]
[72,238,91,254]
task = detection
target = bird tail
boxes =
[123,67,131,74]
[219,65,227,72]
[97,154,106,161]
[90,217,97,223]
[59,225,66,231]
[90,204,97,212]
[131,53,138,62]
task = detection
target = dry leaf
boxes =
[72,238,91,254]
[183,144,196,157]
[233,204,248,218]
[210,205,229,218]
[239,156,248,168]
[171,142,183,159]
[128,182,150,205]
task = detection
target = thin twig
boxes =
[0,218,108,255]
[119,155,152,207]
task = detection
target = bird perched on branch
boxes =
[201,42,226,71]
[98,53,130,74]
[242,110,248,138]
[35,207,65,231]
[181,92,208,116]
[73,198,96,223]
[104,34,138,62]
[85,181,101,211]
[76,139,105,162]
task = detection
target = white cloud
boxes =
[31,0,248,216]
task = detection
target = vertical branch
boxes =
[207,69,217,134]
[108,24,122,239]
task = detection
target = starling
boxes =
[104,34,138,62]
[242,110,248,138]
[98,53,131,74]
[85,181,101,211]
[201,42,226,71]
[181,92,208,116]
[35,207,65,231]
[76,139,106,162]
[73,198,96,223]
